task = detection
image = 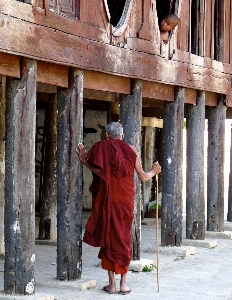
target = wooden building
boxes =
[0,0,232,295]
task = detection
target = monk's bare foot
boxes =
[119,283,131,294]
[102,284,116,294]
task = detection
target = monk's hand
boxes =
[76,143,87,164]
[151,161,161,175]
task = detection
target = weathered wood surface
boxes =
[120,80,142,260]
[186,91,205,240]
[57,69,83,280]
[228,124,232,221]
[39,95,57,241]
[204,0,213,58]
[207,96,226,231]
[161,87,184,246]
[0,76,6,253]
[5,59,36,295]
[0,5,231,96]
[84,71,130,94]
[0,0,108,43]
[37,61,68,88]
[0,53,20,78]
[177,0,190,52]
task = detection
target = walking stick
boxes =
[156,174,160,292]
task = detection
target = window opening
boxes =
[156,0,179,43]
[213,0,223,61]
[190,0,198,54]
[107,0,126,27]
[156,0,176,26]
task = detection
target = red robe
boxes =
[83,139,137,267]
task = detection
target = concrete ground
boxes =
[0,214,232,300]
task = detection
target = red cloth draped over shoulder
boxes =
[83,139,137,267]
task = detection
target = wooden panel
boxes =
[127,38,160,55]
[226,89,232,107]
[0,0,108,43]
[142,117,163,128]
[184,88,197,104]
[177,0,190,51]
[37,61,69,87]
[204,0,213,58]
[0,52,20,78]
[205,91,218,106]
[84,70,130,94]
[0,13,231,95]
[37,82,57,93]
[224,0,231,63]
[83,89,118,102]
[142,81,174,101]
[230,0,232,64]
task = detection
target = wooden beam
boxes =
[205,91,218,106]
[84,71,130,94]
[142,81,174,101]
[37,82,57,93]
[185,88,197,104]
[0,52,20,78]
[37,61,68,88]
[0,9,231,95]
[83,89,118,102]
[142,117,163,128]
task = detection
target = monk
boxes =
[76,122,161,295]
[159,14,180,44]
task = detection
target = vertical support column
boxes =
[0,76,6,254]
[57,69,83,280]
[228,124,232,221]
[5,59,36,295]
[120,80,142,260]
[39,94,57,240]
[142,126,154,217]
[186,91,205,239]
[207,96,226,231]
[161,87,184,247]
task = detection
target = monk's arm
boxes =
[130,146,161,182]
[76,143,101,175]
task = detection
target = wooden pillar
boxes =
[57,69,83,280]
[39,95,57,240]
[0,76,6,253]
[120,80,142,260]
[161,87,184,247]
[142,126,154,217]
[207,96,226,231]
[228,124,232,221]
[4,59,36,295]
[186,91,205,239]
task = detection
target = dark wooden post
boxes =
[186,91,205,239]
[228,124,232,221]
[142,126,154,217]
[0,76,6,253]
[57,69,83,280]
[207,96,226,231]
[39,94,57,240]
[120,80,142,260]
[5,59,36,295]
[161,87,184,247]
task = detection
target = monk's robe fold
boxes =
[83,139,137,267]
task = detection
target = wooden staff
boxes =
[156,174,160,292]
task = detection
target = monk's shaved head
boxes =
[106,122,123,138]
